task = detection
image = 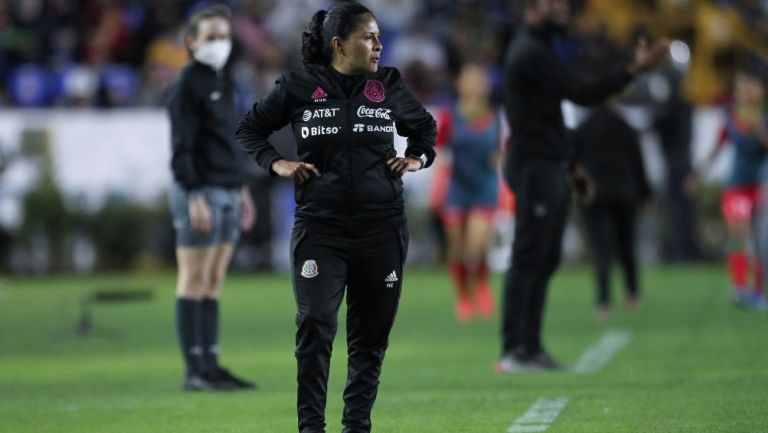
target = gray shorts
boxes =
[169,183,242,247]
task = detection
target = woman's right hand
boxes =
[188,195,212,233]
[271,159,321,184]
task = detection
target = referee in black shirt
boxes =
[496,0,669,372]
[167,4,256,390]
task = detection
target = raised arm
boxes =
[526,38,669,106]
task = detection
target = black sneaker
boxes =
[183,373,220,391]
[496,352,532,373]
[214,367,257,390]
[526,350,562,370]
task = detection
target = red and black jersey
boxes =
[236,64,436,236]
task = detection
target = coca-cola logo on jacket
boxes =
[356,106,391,120]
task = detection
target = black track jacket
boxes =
[236,64,436,236]
[167,60,246,191]
[502,24,632,181]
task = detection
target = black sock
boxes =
[200,298,220,372]
[176,298,203,376]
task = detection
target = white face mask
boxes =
[193,39,232,71]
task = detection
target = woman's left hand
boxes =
[239,186,257,232]
[387,157,422,179]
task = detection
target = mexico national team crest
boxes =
[301,260,319,278]
[364,79,385,103]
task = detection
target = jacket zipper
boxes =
[344,100,353,236]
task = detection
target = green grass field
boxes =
[1,264,766,433]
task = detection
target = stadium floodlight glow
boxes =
[670,40,690,65]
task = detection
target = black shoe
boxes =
[213,367,257,390]
[496,352,532,373]
[183,372,220,391]
[526,350,561,370]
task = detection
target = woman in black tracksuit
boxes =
[572,102,651,319]
[235,3,436,432]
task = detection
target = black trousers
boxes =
[502,160,570,355]
[582,200,639,306]
[290,225,408,433]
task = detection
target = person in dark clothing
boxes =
[235,3,436,432]
[496,0,669,373]
[653,64,700,263]
[167,4,256,391]
[572,102,651,321]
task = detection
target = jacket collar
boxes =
[304,63,379,100]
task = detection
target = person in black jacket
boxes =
[167,4,256,391]
[497,0,669,373]
[235,3,436,432]
[572,102,651,320]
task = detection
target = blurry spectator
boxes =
[388,21,446,72]
[445,1,508,101]
[572,101,651,321]
[82,0,131,66]
[448,1,505,68]
[388,21,448,103]
[231,1,284,69]
[264,0,328,68]
[365,0,421,33]
[137,24,187,105]
[689,70,768,311]
[5,0,49,64]
[652,63,702,262]
[46,0,82,68]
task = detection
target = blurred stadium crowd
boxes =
[1,0,766,109]
[0,0,767,274]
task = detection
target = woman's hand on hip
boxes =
[387,157,421,179]
[271,159,321,184]
[239,186,256,233]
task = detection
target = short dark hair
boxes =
[302,1,374,66]
[186,4,231,40]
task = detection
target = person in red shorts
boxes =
[432,62,501,321]
[690,70,768,310]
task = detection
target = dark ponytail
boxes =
[301,1,374,66]
[302,10,328,66]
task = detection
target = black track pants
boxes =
[290,225,408,433]
[582,201,639,306]
[502,160,570,355]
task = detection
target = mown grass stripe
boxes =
[507,396,569,433]
[571,329,632,374]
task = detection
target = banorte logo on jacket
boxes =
[364,80,385,103]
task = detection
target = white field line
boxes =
[507,396,570,433]
[571,329,632,374]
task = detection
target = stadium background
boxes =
[0,0,766,275]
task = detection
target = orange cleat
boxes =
[455,296,474,322]
[474,284,495,319]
